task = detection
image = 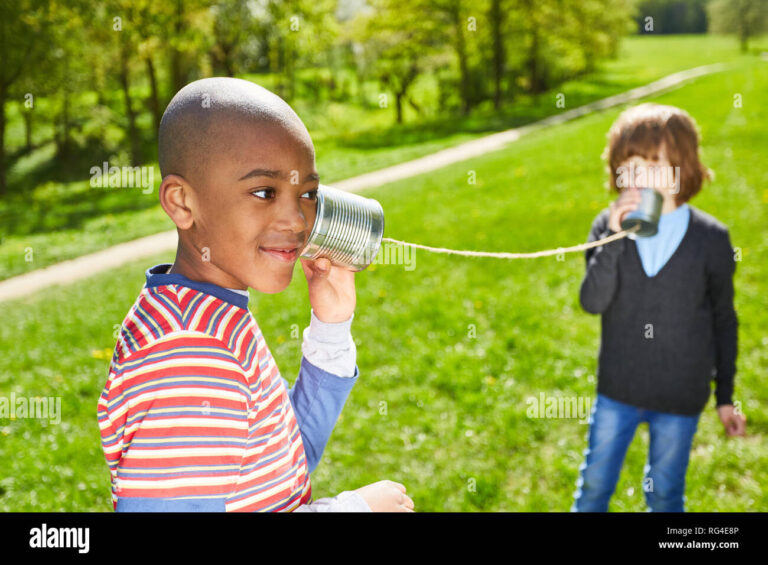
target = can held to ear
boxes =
[300,184,385,271]
[620,187,664,237]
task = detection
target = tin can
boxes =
[299,184,385,271]
[620,187,664,237]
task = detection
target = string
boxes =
[381,225,639,260]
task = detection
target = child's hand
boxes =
[300,257,356,323]
[717,405,746,437]
[354,480,415,512]
[608,187,642,233]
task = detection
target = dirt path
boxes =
[0,63,727,302]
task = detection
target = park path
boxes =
[0,63,728,302]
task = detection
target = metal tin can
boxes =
[299,184,385,271]
[620,187,664,237]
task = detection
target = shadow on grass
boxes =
[329,73,642,152]
[334,103,558,150]
[2,133,159,238]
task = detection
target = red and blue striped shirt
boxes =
[98,264,357,512]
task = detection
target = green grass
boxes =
[2,34,765,281]
[1,55,766,511]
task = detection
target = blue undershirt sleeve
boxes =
[283,357,359,473]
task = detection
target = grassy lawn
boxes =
[2,35,765,281]
[0,54,765,511]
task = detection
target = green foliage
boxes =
[1,34,762,280]
[708,0,768,51]
[0,0,639,192]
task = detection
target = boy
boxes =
[572,103,746,512]
[97,77,414,512]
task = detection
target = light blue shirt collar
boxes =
[634,203,690,277]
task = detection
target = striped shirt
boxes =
[98,265,328,512]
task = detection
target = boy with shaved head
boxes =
[98,77,413,512]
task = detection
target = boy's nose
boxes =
[274,200,312,235]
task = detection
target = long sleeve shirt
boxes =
[97,264,367,511]
[579,205,738,416]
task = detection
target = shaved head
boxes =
[158,77,312,185]
[157,77,320,293]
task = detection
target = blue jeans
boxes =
[571,393,700,512]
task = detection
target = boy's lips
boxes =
[260,246,300,262]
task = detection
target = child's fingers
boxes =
[387,480,407,493]
[315,257,332,272]
[618,191,642,206]
[402,494,415,510]
[309,257,332,276]
[610,193,641,229]
[300,257,332,280]
[734,415,747,435]
[617,190,641,204]
[616,202,640,221]
[726,415,745,436]
[619,205,637,218]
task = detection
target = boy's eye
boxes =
[301,189,318,200]
[251,188,275,200]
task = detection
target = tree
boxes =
[440,0,472,114]
[506,0,633,96]
[209,0,254,76]
[708,0,768,52]
[488,0,507,109]
[351,0,441,124]
[244,0,339,102]
[0,0,52,195]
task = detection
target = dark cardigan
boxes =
[580,205,738,416]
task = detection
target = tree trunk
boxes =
[451,3,471,115]
[58,88,72,157]
[395,91,403,124]
[327,47,342,101]
[738,2,749,53]
[170,0,185,94]
[223,45,235,77]
[274,37,286,100]
[120,45,142,166]
[490,0,505,109]
[527,27,540,96]
[407,95,422,115]
[145,55,161,136]
[22,109,32,151]
[521,0,542,97]
[0,86,6,195]
[285,37,296,101]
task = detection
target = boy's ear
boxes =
[159,174,195,230]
